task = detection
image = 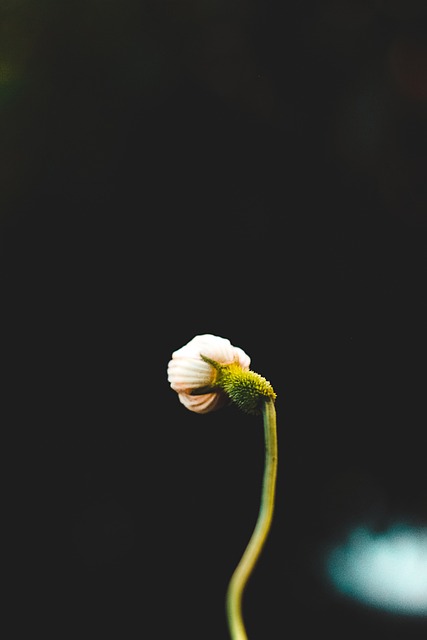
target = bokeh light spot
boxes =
[325,524,427,616]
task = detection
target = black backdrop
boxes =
[2,1,427,638]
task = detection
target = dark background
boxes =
[2,1,427,638]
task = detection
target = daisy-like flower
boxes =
[167,334,251,414]
[167,334,278,640]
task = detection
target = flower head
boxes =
[167,334,251,414]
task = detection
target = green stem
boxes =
[226,398,278,640]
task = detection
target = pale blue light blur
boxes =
[325,524,427,616]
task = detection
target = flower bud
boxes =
[167,334,251,414]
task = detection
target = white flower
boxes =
[167,334,251,414]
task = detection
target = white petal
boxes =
[177,391,227,414]
[189,335,235,363]
[167,358,215,393]
[172,334,250,367]
[233,346,251,370]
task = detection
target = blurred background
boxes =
[2,1,426,638]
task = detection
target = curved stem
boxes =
[226,398,278,640]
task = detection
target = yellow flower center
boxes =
[201,355,276,415]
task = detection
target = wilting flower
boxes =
[167,334,251,414]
